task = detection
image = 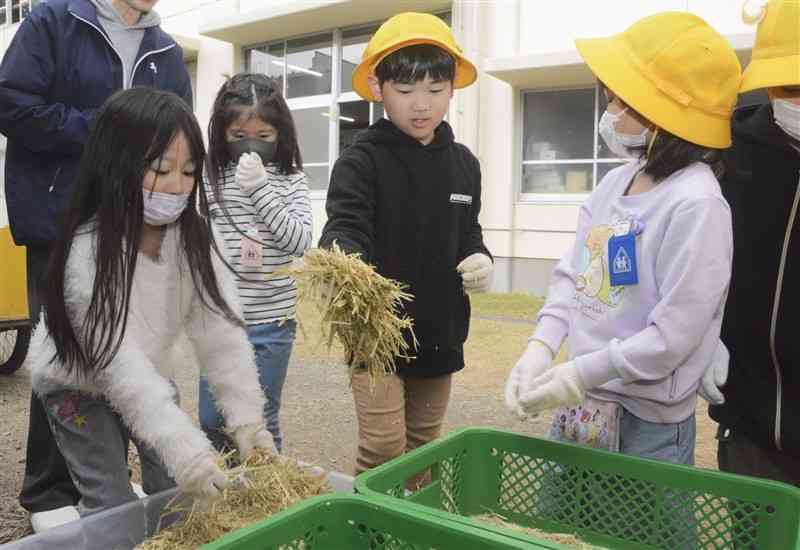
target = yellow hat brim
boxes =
[740,54,800,92]
[352,37,477,102]
[576,36,732,149]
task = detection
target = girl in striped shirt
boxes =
[201,73,312,454]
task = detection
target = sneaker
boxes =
[30,505,80,533]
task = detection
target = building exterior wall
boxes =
[0,0,756,296]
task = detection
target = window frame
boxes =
[2,0,38,26]
[244,12,451,198]
[518,83,626,205]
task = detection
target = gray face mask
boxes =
[228,138,277,165]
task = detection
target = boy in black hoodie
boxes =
[709,0,800,486]
[319,12,492,476]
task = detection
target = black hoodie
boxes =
[710,103,800,457]
[320,119,491,377]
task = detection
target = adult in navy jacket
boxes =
[0,0,191,527]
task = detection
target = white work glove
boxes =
[232,423,278,460]
[504,340,554,418]
[519,360,586,416]
[456,253,493,293]
[699,340,729,405]
[175,452,227,500]
[235,152,267,191]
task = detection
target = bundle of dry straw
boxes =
[279,244,416,378]
[138,453,330,550]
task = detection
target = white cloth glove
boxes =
[519,360,587,415]
[235,152,267,191]
[175,452,227,500]
[232,423,278,460]
[504,340,554,418]
[699,340,729,405]
[456,253,493,293]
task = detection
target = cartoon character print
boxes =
[586,409,604,448]
[549,412,569,441]
[574,215,632,318]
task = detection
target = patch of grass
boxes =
[462,317,530,383]
[469,293,545,321]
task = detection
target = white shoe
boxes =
[30,505,80,533]
[131,482,147,499]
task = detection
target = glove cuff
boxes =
[574,348,620,390]
[531,315,567,357]
[174,451,214,485]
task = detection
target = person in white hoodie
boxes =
[504,12,741,465]
[0,0,193,530]
[25,87,275,517]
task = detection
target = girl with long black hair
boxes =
[26,88,275,516]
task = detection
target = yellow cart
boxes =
[0,226,31,375]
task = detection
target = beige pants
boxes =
[351,370,452,478]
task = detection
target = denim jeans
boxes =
[619,408,696,465]
[618,410,697,549]
[539,408,697,548]
[199,320,296,453]
[19,246,82,513]
[42,390,175,517]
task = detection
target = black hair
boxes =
[207,73,302,178]
[375,44,456,87]
[626,130,724,182]
[45,88,243,378]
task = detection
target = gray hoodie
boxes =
[90,0,161,88]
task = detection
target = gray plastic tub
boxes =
[2,467,354,550]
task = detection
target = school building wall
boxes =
[0,0,756,296]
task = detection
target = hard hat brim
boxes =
[352,37,477,102]
[741,53,800,93]
[576,36,733,149]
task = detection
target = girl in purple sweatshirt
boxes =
[505,12,741,465]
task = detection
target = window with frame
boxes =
[520,86,771,201]
[521,85,625,200]
[245,12,450,194]
[9,0,39,24]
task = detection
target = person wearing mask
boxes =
[0,0,192,531]
[709,0,800,487]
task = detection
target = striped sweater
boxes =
[206,163,312,325]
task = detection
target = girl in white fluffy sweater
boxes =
[25,88,274,516]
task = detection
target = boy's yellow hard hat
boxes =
[352,12,477,102]
[575,12,742,149]
[740,0,800,92]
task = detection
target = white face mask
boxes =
[142,189,190,226]
[599,108,650,159]
[773,98,800,144]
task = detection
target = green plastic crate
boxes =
[355,427,800,549]
[201,493,557,549]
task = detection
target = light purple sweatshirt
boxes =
[533,160,733,423]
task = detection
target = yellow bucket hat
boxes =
[351,12,477,102]
[575,12,742,149]
[740,0,800,92]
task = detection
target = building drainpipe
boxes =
[509,0,520,294]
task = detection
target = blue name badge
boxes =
[608,233,638,286]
